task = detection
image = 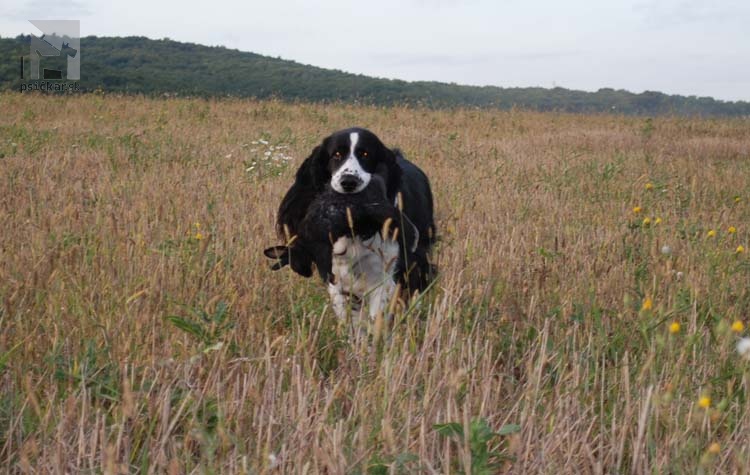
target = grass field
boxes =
[2,93,750,473]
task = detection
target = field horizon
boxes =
[2,94,750,473]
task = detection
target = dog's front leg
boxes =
[367,277,396,323]
[327,280,349,321]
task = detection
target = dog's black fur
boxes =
[264,127,435,291]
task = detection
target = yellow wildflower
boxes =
[707,229,716,238]
[737,245,745,254]
[698,396,711,409]
[633,206,642,214]
[645,182,654,190]
[195,232,204,241]
[708,442,720,455]
[642,297,653,311]
[669,321,680,334]
[735,196,742,203]
[642,217,651,226]
[731,320,745,333]
[654,217,662,225]
[728,226,737,234]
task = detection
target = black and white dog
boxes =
[264,127,435,322]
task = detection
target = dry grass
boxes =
[2,93,750,473]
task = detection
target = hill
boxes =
[3,34,749,116]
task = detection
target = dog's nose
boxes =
[339,175,361,192]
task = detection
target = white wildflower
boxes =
[661,245,672,255]
[737,338,750,360]
[245,138,294,175]
[268,453,280,469]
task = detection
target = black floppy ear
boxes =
[277,144,328,239]
[308,143,331,192]
[383,147,403,203]
[293,144,329,192]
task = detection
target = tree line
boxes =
[2,34,749,116]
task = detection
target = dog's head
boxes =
[308,127,400,199]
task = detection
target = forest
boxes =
[2,34,749,116]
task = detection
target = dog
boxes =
[264,127,435,323]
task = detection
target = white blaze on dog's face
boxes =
[329,131,372,194]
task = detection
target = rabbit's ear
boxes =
[263,246,289,270]
[264,245,288,259]
[270,260,287,271]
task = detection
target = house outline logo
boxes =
[29,20,80,80]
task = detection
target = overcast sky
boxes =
[2,0,749,101]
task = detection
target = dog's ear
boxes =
[263,245,289,270]
[308,143,331,192]
[277,144,328,239]
[382,147,403,203]
[293,144,330,191]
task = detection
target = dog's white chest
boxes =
[328,234,399,322]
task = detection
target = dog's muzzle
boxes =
[338,174,362,193]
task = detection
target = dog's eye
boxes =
[333,151,342,160]
[362,151,368,157]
